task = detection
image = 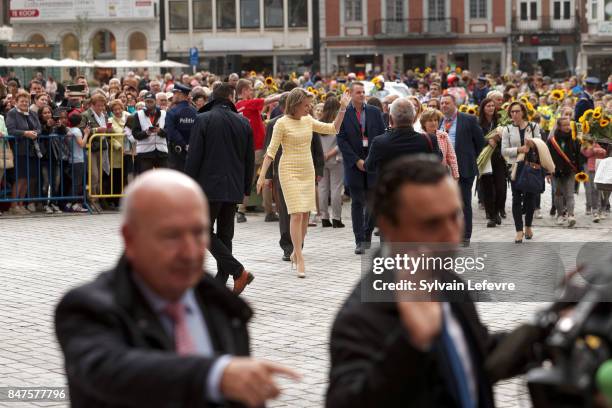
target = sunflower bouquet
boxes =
[459,104,479,116]
[578,106,612,143]
[476,109,512,175]
[537,105,555,132]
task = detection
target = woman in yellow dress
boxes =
[257,88,350,278]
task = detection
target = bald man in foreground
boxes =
[55,169,298,408]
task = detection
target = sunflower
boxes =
[264,77,274,86]
[415,67,421,73]
[312,89,319,97]
[467,107,476,115]
[575,172,589,183]
[459,105,468,113]
[520,96,530,105]
[570,120,577,141]
[582,109,595,119]
[424,67,432,75]
[551,89,565,101]
[593,110,602,120]
[249,71,257,78]
[582,120,590,135]
[307,86,315,93]
[526,101,535,114]
[320,93,327,102]
[501,102,510,111]
[455,67,462,74]
[600,118,610,128]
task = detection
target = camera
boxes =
[526,254,612,408]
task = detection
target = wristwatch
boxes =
[174,145,183,153]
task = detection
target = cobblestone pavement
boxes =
[0,182,610,407]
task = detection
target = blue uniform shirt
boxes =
[165,100,197,146]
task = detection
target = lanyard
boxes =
[355,108,366,138]
[444,112,457,132]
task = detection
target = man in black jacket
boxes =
[185,83,254,295]
[326,156,541,408]
[365,97,442,175]
[262,94,325,261]
[55,169,298,408]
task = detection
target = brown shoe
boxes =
[233,270,254,295]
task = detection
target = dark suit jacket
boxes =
[365,127,443,175]
[453,112,485,179]
[326,263,539,408]
[574,92,594,122]
[55,256,252,408]
[185,98,254,204]
[337,104,386,189]
[5,107,42,157]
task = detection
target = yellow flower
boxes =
[424,67,432,75]
[570,120,577,141]
[415,67,421,73]
[526,101,535,113]
[551,89,565,101]
[455,67,462,74]
[582,120,590,134]
[340,84,347,92]
[593,110,602,120]
[520,96,530,105]
[467,107,476,115]
[312,89,319,97]
[583,109,595,118]
[320,93,327,102]
[459,105,468,113]
[264,77,274,86]
[575,172,589,183]
[307,86,315,93]
[600,118,609,128]
[249,71,257,78]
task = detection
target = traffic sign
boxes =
[189,47,199,67]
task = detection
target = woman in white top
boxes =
[501,101,541,243]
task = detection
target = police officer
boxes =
[164,83,197,171]
[575,77,600,121]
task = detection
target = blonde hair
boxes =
[90,93,107,105]
[285,88,313,116]
[420,108,444,130]
[407,96,422,117]
[109,99,125,112]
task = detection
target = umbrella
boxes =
[157,59,189,68]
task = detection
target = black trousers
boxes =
[168,148,187,172]
[481,156,507,220]
[273,174,293,256]
[137,154,168,174]
[209,201,244,284]
[511,182,536,232]
[458,176,475,240]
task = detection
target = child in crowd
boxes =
[65,112,88,213]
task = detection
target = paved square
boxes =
[0,183,610,407]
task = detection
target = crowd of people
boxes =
[1,67,612,248]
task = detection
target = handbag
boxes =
[514,159,545,194]
[0,139,14,170]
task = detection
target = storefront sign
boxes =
[9,0,154,21]
[530,35,560,46]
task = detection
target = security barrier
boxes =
[86,132,130,200]
[0,134,89,212]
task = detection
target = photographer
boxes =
[125,92,168,174]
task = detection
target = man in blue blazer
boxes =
[440,94,485,245]
[337,82,386,254]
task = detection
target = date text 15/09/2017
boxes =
[373,279,517,292]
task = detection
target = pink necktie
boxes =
[164,302,196,355]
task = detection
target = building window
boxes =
[469,0,487,19]
[519,1,537,21]
[386,0,403,20]
[553,0,571,19]
[289,0,307,27]
[240,0,260,28]
[345,0,362,22]
[169,0,188,30]
[92,30,116,59]
[128,32,147,60]
[194,0,212,29]
[264,0,283,27]
[592,0,597,19]
[217,0,236,29]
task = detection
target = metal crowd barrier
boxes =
[86,133,128,199]
[0,134,89,211]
